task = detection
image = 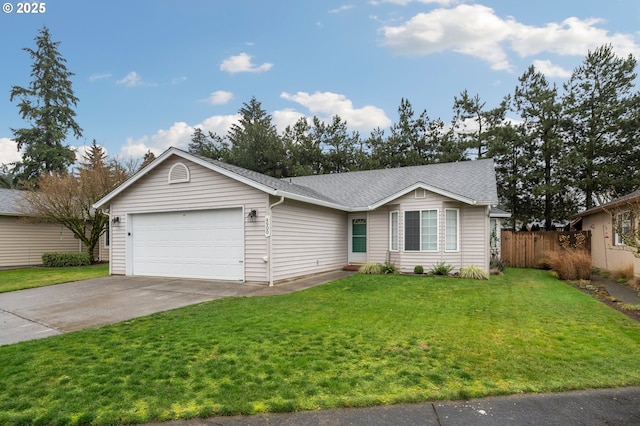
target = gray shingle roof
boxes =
[0,188,25,215]
[193,153,497,209]
[286,159,498,208]
[95,148,499,211]
[193,154,344,206]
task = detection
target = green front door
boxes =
[349,215,367,263]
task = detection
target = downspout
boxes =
[268,196,285,286]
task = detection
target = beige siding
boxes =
[368,207,392,264]
[271,198,347,282]
[0,216,82,267]
[583,211,640,275]
[374,190,490,273]
[108,156,269,282]
[458,205,490,271]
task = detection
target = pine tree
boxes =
[562,44,639,209]
[9,26,82,181]
[514,66,572,229]
[227,97,287,177]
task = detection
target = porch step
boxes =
[343,264,362,271]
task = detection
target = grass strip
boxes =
[0,263,109,293]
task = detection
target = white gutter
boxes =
[267,196,285,286]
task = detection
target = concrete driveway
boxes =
[0,270,352,346]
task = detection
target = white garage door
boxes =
[130,208,244,280]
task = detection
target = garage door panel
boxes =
[131,209,244,280]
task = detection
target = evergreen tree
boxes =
[311,115,358,173]
[138,150,156,171]
[452,90,490,158]
[281,117,324,175]
[188,127,229,161]
[562,44,639,209]
[489,121,537,230]
[9,26,82,181]
[227,97,287,177]
[514,66,572,229]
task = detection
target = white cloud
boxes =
[511,17,640,58]
[532,60,571,79]
[116,71,144,87]
[329,5,354,14]
[198,115,240,136]
[0,137,21,166]
[207,90,234,105]
[381,4,640,71]
[89,73,112,82]
[273,108,306,131]
[381,4,515,70]
[280,91,391,132]
[119,115,240,159]
[220,53,273,74]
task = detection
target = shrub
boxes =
[459,265,490,280]
[490,256,506,272]
[542,249,591,281]
[381,261,397,274]
[42,252,91,267]
[430,261,453,276]
[357,263,384,274]
[612,264,634,282]
[413,265,424,274]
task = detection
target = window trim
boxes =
[445,208,459,252]
[104,221,110,248]
[390,210,399,252]
[615,211,632,246]
[404,209,439,252]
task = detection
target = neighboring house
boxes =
[572,190,640,276]
[0,188,85,268]
[93,147,500,285]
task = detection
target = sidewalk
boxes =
[149,386,640,425]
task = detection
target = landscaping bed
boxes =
[572,274,640,323]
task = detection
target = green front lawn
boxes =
[0,263,109,293]
[1,268,640,425]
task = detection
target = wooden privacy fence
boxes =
[501,230,591,268]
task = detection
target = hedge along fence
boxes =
[501,231,591,268]
[42,252,91,267]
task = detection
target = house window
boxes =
[390,211,399,251]
[104,221,110,248]
[445,208,459,251]
[404,210,438,251]
[615,211,632,246]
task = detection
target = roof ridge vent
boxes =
[168,162,190,184]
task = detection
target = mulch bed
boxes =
[571,275,640,323]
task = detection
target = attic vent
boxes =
[415,188,427,199]
[168,162,190,184]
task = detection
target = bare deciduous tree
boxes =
[20,142,129,263]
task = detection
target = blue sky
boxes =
[1,0,639,166]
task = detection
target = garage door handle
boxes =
[239,260,243,263]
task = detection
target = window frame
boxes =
[389,210,399,252]
[445,208,459,252]
[404,209,439,252]
[104,220,110,248]
[615,211,633,246]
